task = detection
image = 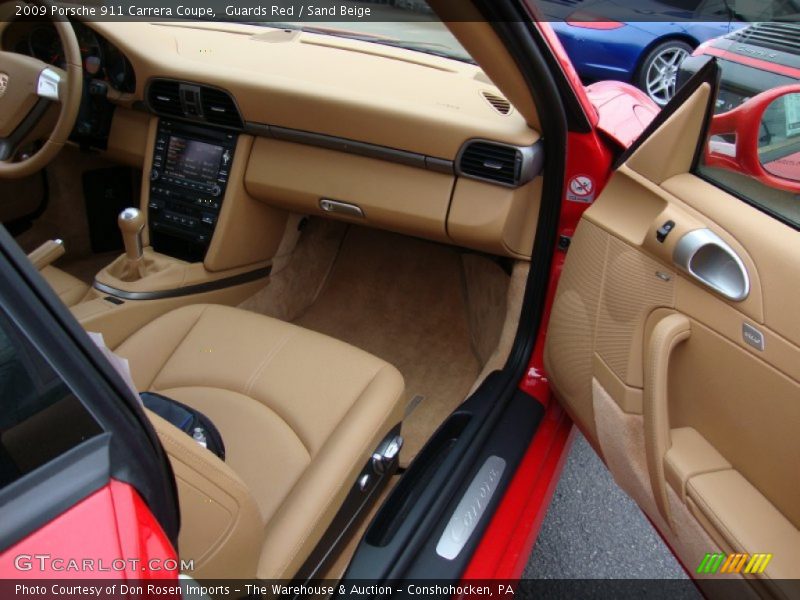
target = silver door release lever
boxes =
[673,229,750,302]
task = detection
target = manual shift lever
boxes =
[118,208,145,263]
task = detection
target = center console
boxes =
[148,120,237,262]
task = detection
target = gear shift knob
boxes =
[118,208,145,262]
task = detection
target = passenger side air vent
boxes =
[481,91,512,115]
[200,87,244,129]
[147,80,182,118]
[727,22,800,55]
[457,140,544,187]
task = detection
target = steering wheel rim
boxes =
[0,5,82,179]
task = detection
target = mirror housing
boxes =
[706,84,800,194]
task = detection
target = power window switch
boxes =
[656,220,676,243]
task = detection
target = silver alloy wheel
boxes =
[645,45,690,106]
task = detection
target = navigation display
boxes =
[163,136,224,186]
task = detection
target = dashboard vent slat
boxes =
[147,80,182,118]
[200,87,244,129]
[481,91,512,115]
[458,141,521,186]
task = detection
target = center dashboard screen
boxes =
[163,136,224,186]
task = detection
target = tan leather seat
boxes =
[40,265,90,307]
[115,304,405,579]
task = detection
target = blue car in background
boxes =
[538,1,745,105]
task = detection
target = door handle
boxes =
[673,229,749,301]
[644,313,691,527]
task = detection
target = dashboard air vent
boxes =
[459,141,521,186]
[482,91,511,115]
[147,80,182,117]
[200,87,244,129]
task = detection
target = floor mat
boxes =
[294,226,480,464]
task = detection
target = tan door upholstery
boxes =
[114,304,405,579]
[40,265,89,307]
[544,82,800,598]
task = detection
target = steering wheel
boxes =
[0,6,82,179]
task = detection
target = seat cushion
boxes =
[40,265,89,307]
[115,304,404,578]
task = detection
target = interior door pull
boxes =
[644,313,691,527]
[673,229,749,301]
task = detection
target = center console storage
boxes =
[148,119,236,262]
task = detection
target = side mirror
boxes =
[706,84,800,194]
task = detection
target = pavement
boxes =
[524,432,692,580]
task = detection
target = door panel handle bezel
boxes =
[673,229,750,301]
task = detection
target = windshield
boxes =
[240,2,474,64]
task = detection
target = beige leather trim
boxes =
[591,378,741,584]
[688,470,800,584]
[643,313,691,526]
[204,136,288,272]
[106,108,149,168]
[244,137,454,243]
[28,240,65,270]
[40,265,90,307]
[626,82,710,185]
[147,410,264,579]
[664,427,730,502]
[447,176,541,258]
[85,20,538,159]
[432,11,541,131]
[95,248,269,294]
[73,278,265,349]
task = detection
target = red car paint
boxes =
[707,84,800,194]
[460,403,575,581]
[534,19,600,128]
[584,81,659,148]
[0,480,178,582]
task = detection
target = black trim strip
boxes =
[244,121,454,174]
[92,266,270,301]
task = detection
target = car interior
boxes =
[1,4,798,597]
[0,13,543,581]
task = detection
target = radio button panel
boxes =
[148,119,237,262]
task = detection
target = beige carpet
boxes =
[293,226,481,464]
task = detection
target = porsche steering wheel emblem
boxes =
[0,73,9,99]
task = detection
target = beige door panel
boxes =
[545,81,800,596]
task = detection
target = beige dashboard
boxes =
[10,19,545,258]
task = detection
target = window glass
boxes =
[0,311,101,489]
[695,35,800,228]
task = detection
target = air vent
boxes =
[200,87,244,129]
[481,91,512,115]
[147,80,182,117]
[459,141,521,186]
[147,79,244,130]
[457,140,544,187]
[727,22,800,55]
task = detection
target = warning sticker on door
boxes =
[566,175,595,203]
